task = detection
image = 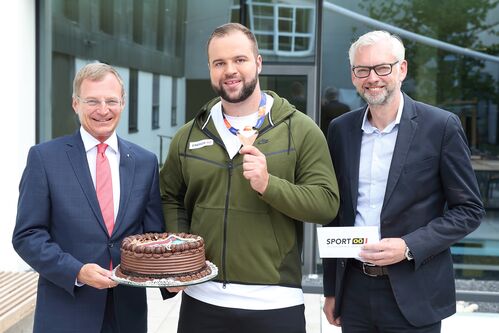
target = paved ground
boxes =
[147,289,499,333]
[6,289,499,332]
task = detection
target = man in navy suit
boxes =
[12,63,164,333]
[322,31,484,332]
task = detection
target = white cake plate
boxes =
[111,261,218,288]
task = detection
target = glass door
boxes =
[261,64,320,279]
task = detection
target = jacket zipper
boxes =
[222,160,233,288]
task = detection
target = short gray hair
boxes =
[73,62,125,99]
[348,30,405,66]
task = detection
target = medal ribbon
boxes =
[223,92,267,136]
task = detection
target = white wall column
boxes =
[0,0,36,271]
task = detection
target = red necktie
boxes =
[96,143,114,236]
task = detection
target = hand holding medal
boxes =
[222,92,269,193]
[237,126,258,146]
[240,145,269,194]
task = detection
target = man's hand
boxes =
[359,238,407,266]
[323,296,341,326]
[77,263,118,289]
[239,145,269,194]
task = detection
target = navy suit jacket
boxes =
[12,131,165,333]
[322,93,484,327]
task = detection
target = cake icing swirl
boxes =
[118,232,211,282]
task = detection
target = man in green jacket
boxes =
[160,22,339,333]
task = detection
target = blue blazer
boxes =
[322,93,484,327]
[12,131,165,333]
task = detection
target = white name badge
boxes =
[189,139,214,150]
[317,226,379,258]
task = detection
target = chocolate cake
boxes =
[116,232,212,283]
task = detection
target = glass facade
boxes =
[321,0,499,282]
[37,0,499,307]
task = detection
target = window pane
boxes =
[171,78,177,127]
[279,36,292,51]
[129,69,138,133]
[247,0,316,61]
[133,0,143,44]
[295,37,309,52]
[100,0,114,34]
[152,74,160,130]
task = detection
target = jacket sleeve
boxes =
[160,133,191,233]
[261,113,340,224]
[12,147,83,296]
[402,114,484,269]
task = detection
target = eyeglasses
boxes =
[77,97,122,108]
[352,61,399,78]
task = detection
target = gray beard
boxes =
[360,87,394,106]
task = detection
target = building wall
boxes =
[0,0,35,271]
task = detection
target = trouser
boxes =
[177,292,306,333]
[101,289,119,333]
[340,261,441,333]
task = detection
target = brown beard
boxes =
[212,73,258,103]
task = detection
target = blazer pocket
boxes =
[403,156,438,175]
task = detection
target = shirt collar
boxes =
[361,92,404,134]
[80,126,119,154]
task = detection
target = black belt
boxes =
[350,259,389,277]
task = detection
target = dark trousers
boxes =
[177,292,306,333]
[340,263,441,333]
[101,289,119,333]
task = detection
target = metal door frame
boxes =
[261,63,319,276]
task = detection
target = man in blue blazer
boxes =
[12,63,164,333]
[322,31,484,332]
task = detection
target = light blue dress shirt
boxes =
[355,94,404,231]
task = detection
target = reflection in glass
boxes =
[321,0,499,290]
[245,0,316,60]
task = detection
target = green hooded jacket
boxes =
[160,91,339,287]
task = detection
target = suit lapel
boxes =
[382,94,418,211]
[115,138,135,234]
[349,108,367,215]
[66,132,108,234]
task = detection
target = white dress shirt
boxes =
[355,93,404,233]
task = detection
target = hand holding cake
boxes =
[77,263,118,289]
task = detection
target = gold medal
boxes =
[237,127,258,146]
[223,92,266,147]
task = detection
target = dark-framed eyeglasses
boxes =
[77,97,122,108]
[352,61,400,78]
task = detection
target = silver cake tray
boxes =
[111,261,218,288]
